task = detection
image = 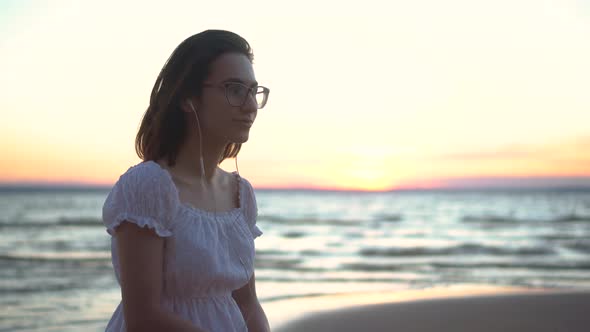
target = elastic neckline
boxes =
[145,160,244,218]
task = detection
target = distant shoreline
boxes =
[1,184,590,193]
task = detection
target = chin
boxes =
[230,133,250,144]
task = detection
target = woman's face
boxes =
[189,52,258,145]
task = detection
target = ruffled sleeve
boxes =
[242,177,263,239]
[102,162,177,237]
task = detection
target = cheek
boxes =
[200,98,229,120]
[201,91,226,111]
[206,107,234,130]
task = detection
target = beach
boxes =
[1,187,589,331]
[269,285,590,332]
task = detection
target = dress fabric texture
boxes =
[101,160,262,332]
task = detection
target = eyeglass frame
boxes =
[202,81,270,109]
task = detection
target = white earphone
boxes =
[187,99,240,182]
[187,100,207,188]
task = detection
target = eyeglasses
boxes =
[202,81,270,109]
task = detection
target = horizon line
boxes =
[1,183,590,193]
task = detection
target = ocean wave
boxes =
[258,215,359,226]
[0,251,110,262]
[541,234,580,241]
[253,265,330,272]
[254,276,405,283]
[339,260,590,272]
[300,249,323,256]
[255,249,290,256]
[57,217,103,226]
[564,241,590,254]
[261,289,411,303]
[359,244,555,257]
[0,217,102,228]
[282,231,306,238]
[372,213,403,222]
[340,262,403,271]
[431,261,590,270]
[462,213,590,224]
[0,282,75,294]
[461,215,524,223]
[549,214,590,223]
[261,292,330,303]
[254,257,303,269]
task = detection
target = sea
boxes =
[1,186,589,331]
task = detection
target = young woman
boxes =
[102,30,270,332]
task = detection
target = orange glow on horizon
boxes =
[1,135,590,191]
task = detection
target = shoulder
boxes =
[230,170,252,189]
[107,160,177,201]
[117,160,170,186]
[236,174,258,211]
[104,160,179,210]
[235,174,262,237]
[234,172,255,195]
[238,174,253,186]
[102,161,178,236]
[221,168,253,191]
[124,160,165,179]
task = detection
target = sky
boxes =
[0,0,589,191]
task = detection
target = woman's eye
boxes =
[228,84,246,96]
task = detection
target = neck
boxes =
[168,134,229,186]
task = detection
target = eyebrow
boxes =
[223,78,258,87]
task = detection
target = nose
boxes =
[241,92,258,112]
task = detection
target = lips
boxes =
[234,119,253,126]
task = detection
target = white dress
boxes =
[101,160,263,332]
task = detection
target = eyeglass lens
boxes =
[226,83,268,108]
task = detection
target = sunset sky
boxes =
[1,0,589,191]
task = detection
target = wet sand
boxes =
[265,285,590,332]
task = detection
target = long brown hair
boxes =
[135,30,254,167]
